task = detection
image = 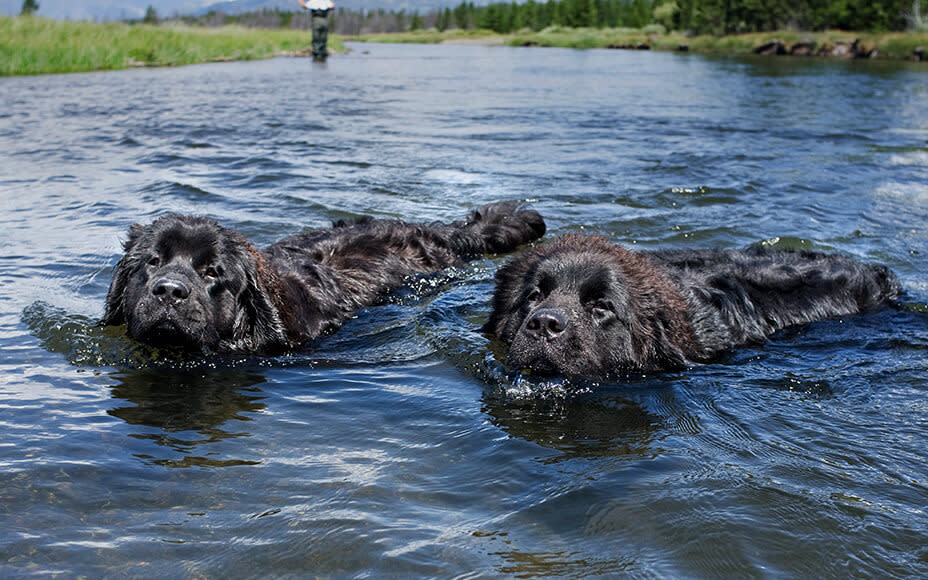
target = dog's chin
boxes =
[507,337,606,380]
[127,309,216,353]
[135,323,208,352]
[507,342,568,378]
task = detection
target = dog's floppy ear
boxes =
[229,244,289,353]
[101,223,146,326]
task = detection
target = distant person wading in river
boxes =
[298,0,335,61]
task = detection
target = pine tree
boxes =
[438,7,452,30]
[143,5,158,24]
[511,1,525,29]
[453,2,469,29]
[20,0,39,15]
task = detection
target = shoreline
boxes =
[3,16,925,77]
[349,28,928,62]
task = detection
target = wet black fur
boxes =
[103,202,545,353]
[485,234,901,379]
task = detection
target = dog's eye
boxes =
[147,257,160,267]
[204,266,221,278]
[526,289,542,303]
[590,299,614,321]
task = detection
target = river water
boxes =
[1,42,927,577]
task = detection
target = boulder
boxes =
[818,42,854,58]
[851,39,878,59]
[790,41,816,56]
[754,40,787,55]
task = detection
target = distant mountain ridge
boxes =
[197,0,470,14]
[0,0,485,21]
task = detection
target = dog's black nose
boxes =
[525,308,567,340]
[152,278,190,300]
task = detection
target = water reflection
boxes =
[482,390,661,460]
[108,368,267,467]
[23,301,173,369]
[491,549,634,578]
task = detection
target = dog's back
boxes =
[260,202,546,345]
[650,247,901,353]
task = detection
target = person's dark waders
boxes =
[311,9,330,61]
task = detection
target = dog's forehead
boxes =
[537,253,617,292]
[155,223,221,262]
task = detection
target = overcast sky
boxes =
[2,0,453,20]
[0,0,322,19]
[1,0,213,18]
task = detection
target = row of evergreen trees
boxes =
[431,0,656,33]
[173,0,925,36]
[433,0,919,34]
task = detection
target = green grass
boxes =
[508,25,654,49]
[0,16,345,75]
[350,26,928,61]
[351,28,501,45]
[4,15,924,76]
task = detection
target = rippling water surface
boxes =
[2,43,927,577]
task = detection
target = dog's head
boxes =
[102,215,286,353]
[485,234,692,378]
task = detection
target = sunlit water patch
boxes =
[1,44,927,577]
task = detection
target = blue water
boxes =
[1,43,927,577]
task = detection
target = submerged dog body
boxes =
[103,202,545,353]
[485,234,900,378]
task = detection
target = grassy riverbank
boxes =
[3,16,924,76]
[0,16,344,76]
[352,27,928,61]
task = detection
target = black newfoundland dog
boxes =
[485,234,901,379]
[102,202,545,354]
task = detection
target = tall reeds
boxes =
[1,16,341,75]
